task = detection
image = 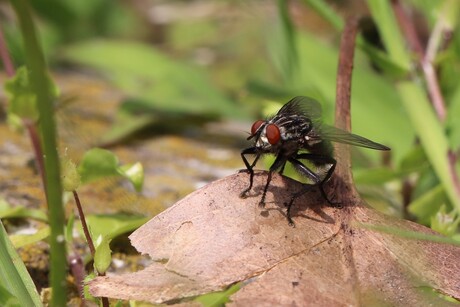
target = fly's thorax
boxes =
[273,114,313,141]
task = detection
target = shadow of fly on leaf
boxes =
[239,96,390,226]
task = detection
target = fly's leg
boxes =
[259,154,287,207]
[284,154,338,226]
[279,162,286,175]
[295,153,338,207]
[286,158,321,226]
[239,147,260,198]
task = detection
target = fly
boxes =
[240,96,390,225]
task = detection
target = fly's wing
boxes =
[319,125,390,151]
[277,96,323,121]
[278,96,390,151]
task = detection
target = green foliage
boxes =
[118,162,144,193]
[61,39,249,141]
[78,148,144,192]
[194,283,241,306]
[4,66,38,121]
[78,148,120,182]
[94,235,112,274]
[366,0,411,71]
[261,0,460,236]
[61,156,81,192]
[4,66,59,124]
[0,284,20,307]
[0,199,48,222]
[360,223,460,246]
[80,214,148,241]
[10,1,67,304]
[265,19,414,162]
[0,221,42,307]
[430,205,460,237]
[61,40,246,117]
[9,227,50,249]
[3,0,145,66]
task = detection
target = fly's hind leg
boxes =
[295,153,338,207]
[286,158,322,226]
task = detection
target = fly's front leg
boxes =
[239,147,260,198]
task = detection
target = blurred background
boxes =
[1,0,460,265]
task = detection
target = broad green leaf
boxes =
[83,273,97,302]
[353,168,399,185]
[4,66,59,122]
[98,107,157,145]
[10,227,50,249]
[0,200,47,222]
[94,235,112,274]
[399,146,429,172]
[0,221,42,307]
[194,283,241,307]
[117,162,144,193]
[397,82,460,212]
[78,148,119,183]
[61,40,246,118]
[408,184,446,224]
[79,214,148,241]
[78,148,145,192]
[4,67,38,121]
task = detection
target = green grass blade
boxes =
[0,221,42,306]
[397,81,460,212]
[360,222,460,246]
[10,0,67,305]
[301,0,344,31]
[366,0,412,71]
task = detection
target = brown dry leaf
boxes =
[89,171,460,306]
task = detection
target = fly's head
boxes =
[248,113,314,153]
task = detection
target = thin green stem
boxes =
[9,0,67,305]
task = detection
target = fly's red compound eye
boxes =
[251,120,265,135]
[266,124,281,145]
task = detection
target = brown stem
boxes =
[72,190,109,307]
[391,0,446,121]
[72,190,95,256]
[448,150,460,196]
[68,253,86,305]
[334,17,360,188]
[391,0,460,198]
[24,120,47,194]
[0,25,15,78]
[391,0,424,57]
